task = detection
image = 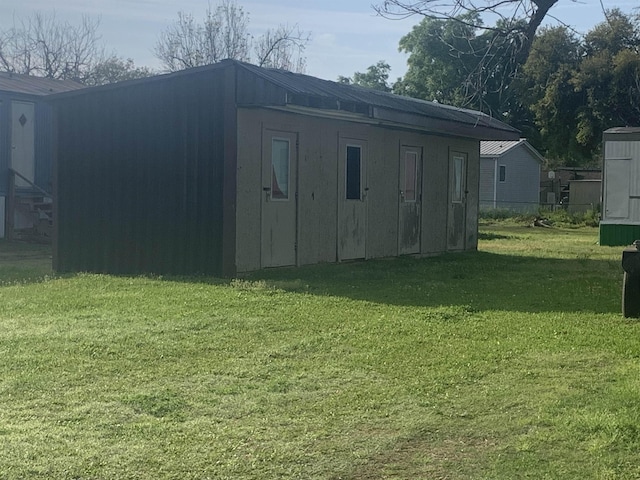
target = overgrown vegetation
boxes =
[481,207,601,228]
[1,228,637,478]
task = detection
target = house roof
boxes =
[481,139,545,163]
[0,72,84,96]
[48,59,521,141]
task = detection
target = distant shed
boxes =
[50,59,520,276]
[600,127,640,246]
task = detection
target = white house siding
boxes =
[494,148,540,212]
[479,158,496,209]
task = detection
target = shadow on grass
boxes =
[243,251,624,315]
[0,240,624,315]
[0,240,54,286]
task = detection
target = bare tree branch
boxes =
[0,11,104,81]
[155,0,310,73]
[254,24,310,71]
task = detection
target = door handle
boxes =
[263,186,271,201]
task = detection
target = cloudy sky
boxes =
[0,0,638,81]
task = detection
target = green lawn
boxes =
[0,225,637,479]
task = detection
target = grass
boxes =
[0,226,637,479]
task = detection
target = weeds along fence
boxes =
[481,199,601,213]
[480,205,601,227]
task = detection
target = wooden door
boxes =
[261,131,298,267]
[11,101,35,187]
[338,138,367,260]
[398,146,422,255]
[447,152,467,251]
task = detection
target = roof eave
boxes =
[372,107,520,141]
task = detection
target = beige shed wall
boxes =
[235,107,480,273]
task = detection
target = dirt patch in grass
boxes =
[343,430,498,480]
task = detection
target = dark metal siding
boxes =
[0,94,8,195]
[34,102,55,192]
[54,69,229,275]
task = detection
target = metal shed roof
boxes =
[48,59,520,140]
[0,72,84,96]
[235,61,520,140]
[481,139,545,163]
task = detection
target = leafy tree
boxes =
[376,0,560,96]
[394,13,529,120]
[337,60,393,92]
[155,0,310,72]
[517,26,585,165]
[394,15,478,104]
[572,9,640,152]
[517,10,640,166]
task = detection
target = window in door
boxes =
[452,155,464,203]
[346,145,362,200]
[404,151,418,202]
[271,138,290,200]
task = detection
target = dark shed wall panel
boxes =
[0,94,9,194]
[55,70,228,275]
[34,102,55,191]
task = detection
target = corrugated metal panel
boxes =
[0,94,8,194]
[0,72,83,96]
[54,69,229,276]
[480,140,521,156]
[600,223,640,246]
[34,103,55,191]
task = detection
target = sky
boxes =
[0,0,638,82]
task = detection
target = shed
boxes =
[479,139,543,213]
[567,179,601,214]
[600,127,640,246]
[50,59,520,276]
[0,72,83,240]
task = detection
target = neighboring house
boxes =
[0,72,83,240]
[480,139,543,213]
[600,127,640,246]
[50,59,519,276]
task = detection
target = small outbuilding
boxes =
[600,127,640,246]
[50,60,519,276]
[567,179,601,214]
[0,73,82,239]
[479,139,543,213]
